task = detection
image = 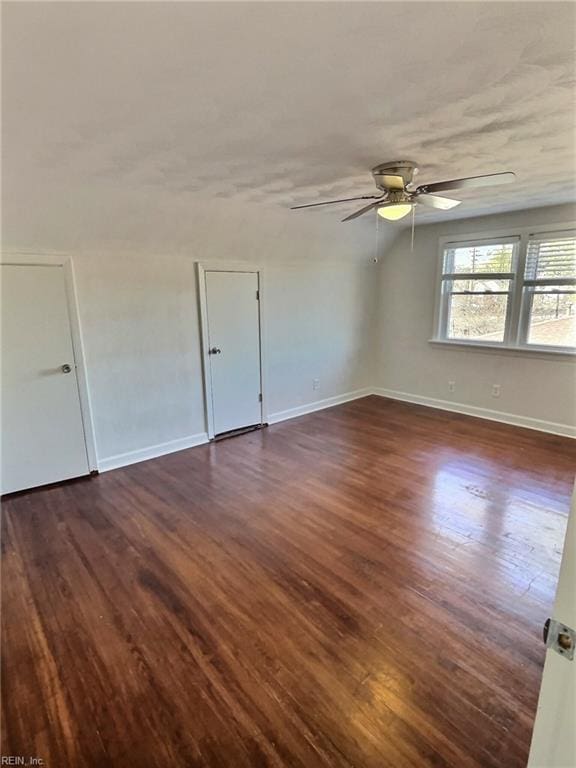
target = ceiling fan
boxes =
[291,161,516,222]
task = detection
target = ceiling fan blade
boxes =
[416,194,462,210]
[341,201,381,222]
[291,194,383,210]
[415,171,516,195]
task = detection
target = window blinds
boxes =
[525,231,576,282]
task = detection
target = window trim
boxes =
[432,221,576,355]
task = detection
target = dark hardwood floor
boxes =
[2,396,575,767]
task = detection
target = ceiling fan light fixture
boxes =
[377,203,413,221]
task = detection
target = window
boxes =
[435,228,576,352]
[438,238,518,344]
[521,232,576,349]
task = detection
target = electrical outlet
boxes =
[492,384,501,398]
[312,378,320,391]
[448,381,456,393]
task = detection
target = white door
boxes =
[1,264,90,494]
[528,483,576,767]
[204,270,262,435]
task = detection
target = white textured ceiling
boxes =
[2,0,575,247]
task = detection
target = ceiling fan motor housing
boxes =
[372,160,418,191]
[386,189,414,204]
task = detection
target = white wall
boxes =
[73,253,205,461]
[1,152,390,466]
[72,246,380,465]
[5,200,574,469]
[265,261,378,416]
[374,203,576,434]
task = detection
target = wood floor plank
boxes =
[2,396,574,767]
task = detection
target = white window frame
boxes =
[431,221,576,357]
[517,228,576,350]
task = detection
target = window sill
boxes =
[428,339,576,360]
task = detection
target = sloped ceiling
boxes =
[2,1,575,254]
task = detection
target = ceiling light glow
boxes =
[377,204,413,221]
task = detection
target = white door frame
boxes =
[528,480,576,767]
[1,251,98,472]
[196,262,268,440]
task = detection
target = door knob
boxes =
[61,364,72,373]
[209,347,221,355]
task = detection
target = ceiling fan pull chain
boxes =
[411,205,416,252]
[375,208,380,263]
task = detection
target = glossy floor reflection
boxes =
[2,396,574,767]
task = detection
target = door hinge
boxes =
[258,393,263,402]
[543,618,575,661]
[256,290,260,301]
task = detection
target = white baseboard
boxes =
[268,387,372,425]
[98,390,372,472]
[372,388,576,439]
[98,432,209,472]
[96,386,573,474]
